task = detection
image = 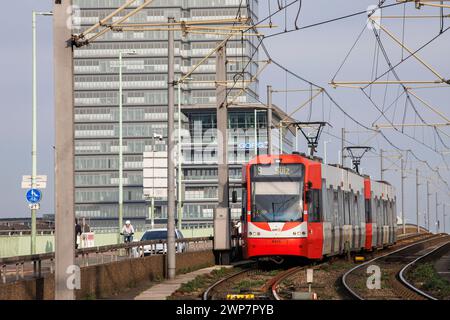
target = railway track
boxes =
[271,266,315,300]
[342,234,450,300]
[399,240,450,300]
[202,264,305,300]
[271,233,436,300]
[203,232,438,300]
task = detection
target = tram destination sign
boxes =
[253,163,303,178]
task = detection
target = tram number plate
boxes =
[271,239,287,245]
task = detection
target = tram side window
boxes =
[327,189,334,224]
[338,189,344,226]
[359,194,365,224]
[322,180,330,222]
[241,188,247,222]
[376,198,382,225]
[388,201,393,226]
[331,190,339,226]
[353,194,359,225]
[344,192,351,225]
[391,201,396,227]
[371,194,377,225]
[365,199,372,223]
[308,189,322,222]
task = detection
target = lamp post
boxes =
[31,10,52,254]
[150,133,163,229]
[118,50,136,243]
[176,77,192,231]
[436,193,440,233]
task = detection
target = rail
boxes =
[0,236,213,284]
[202,267,252,300]
[342,234,447,300]
[399,241,450,300]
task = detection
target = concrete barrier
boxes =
[0,250,215,300]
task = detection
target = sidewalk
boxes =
[134,265,232,300]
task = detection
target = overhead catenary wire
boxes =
[328,11,450,158]
[266,53,450,192]
[183,0,450,194]
[263,1,404,39]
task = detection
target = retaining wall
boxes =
[0,250,215,300]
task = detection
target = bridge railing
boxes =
[0,236,213,284]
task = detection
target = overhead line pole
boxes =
[167,17,176,280]
[214,44,231,265]
[341,128,345,166]
[53,0,75,300]
[401,158,406,234]
[267,85,273,154]
[444,204,446,234]
[118,52,124,243]
[416,168,420,233]
[436,193,439,233]
[427,180,430,231]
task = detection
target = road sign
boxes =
[28,203,41,210]
[22,181,47,189]
[21,175,47,189]
[306,269,314,284]
[22,175,47,182]
[26,189,42,204]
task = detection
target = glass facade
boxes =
[73,0,293,229]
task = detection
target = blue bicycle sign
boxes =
[26,189,42,204]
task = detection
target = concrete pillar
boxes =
[214,44,231,264]
[167,17,176,279]
[53,0,75,300]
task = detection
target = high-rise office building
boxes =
[72,0,293,230]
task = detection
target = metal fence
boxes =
[0,229,54,236]
[0,236,213,284]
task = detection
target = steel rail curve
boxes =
[398,240,450,301]
[202,267,254,300]
[342,234,446,300]
[271,266,304,300]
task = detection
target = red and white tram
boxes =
[241,153,397,260]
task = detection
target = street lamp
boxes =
[150,133,163,229]
[176,77,193,231]
[30,10,52,254]
[118,50,137,243]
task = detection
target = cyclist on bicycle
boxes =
[121,220,135,243]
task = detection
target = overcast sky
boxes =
[0,1,448,229]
